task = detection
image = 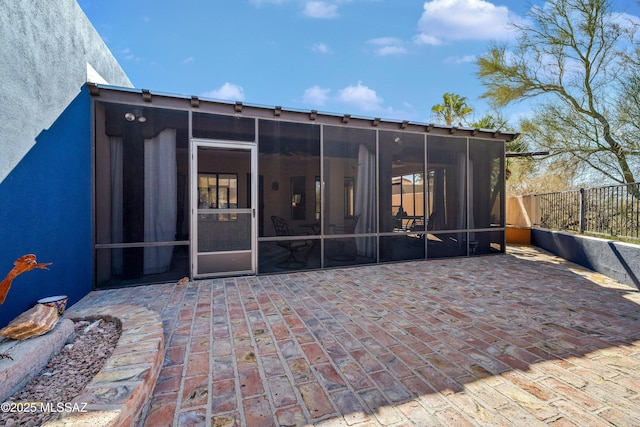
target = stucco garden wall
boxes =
[0,0,132,182]
[531,228,640,290]
[0,0,132,327]
[507,196,640,289]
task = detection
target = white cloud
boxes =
[377,45,407,56]
[121,48,133,60]
[181,57,195,64]
[380,106,414,121]
[412,33,442,46]
[302,85,331,106]
[312,42,332,54]
[301,82,420,118]
[337,82,383,111]
[367,37,407,56]
[304,1,338,19]
[119,48,142,62]
[369,37,402,46]
[202,82,245,101]
[608,12,640,51]
[616,11,640,28]
[415,0,523,45]
[444,54,476,64]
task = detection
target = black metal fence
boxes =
[537,182,640,242]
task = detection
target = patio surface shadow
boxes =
[70,245,640,426]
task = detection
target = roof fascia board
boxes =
[88,83,519,141]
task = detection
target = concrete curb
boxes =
[44,305,164,427]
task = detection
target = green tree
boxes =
[476,0,639,188]
[431,92,473,126]
[468,114,505,131]
[469,113,530,181]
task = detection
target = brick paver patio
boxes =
[69,246,640,426]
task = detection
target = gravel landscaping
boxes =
[0,318,120,426]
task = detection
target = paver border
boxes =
[44,305,164,427]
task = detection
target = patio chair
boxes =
[331,213,360,235]
[409,217,425,231]
[271,216,311,268]
[328,214,360,261]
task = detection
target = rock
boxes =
[83,319,101,333]
[0,304,59,340]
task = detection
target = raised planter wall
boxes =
[531,228,640,289]
[506,226,531,245]
[506,196,535,245]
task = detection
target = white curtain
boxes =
[468,159,475,250]
[431,169,446,230]
[458,152,473,252]
[110,137,124,275]
[144,128,177,274]
[355,144,376,257]
[468,160,474,229]
[458,153,467,230]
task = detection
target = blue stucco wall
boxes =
[0,87,93,327]
[531,228,640,290]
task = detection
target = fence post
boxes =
[579,188,585,234]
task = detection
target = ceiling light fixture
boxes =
[124,109,146,123]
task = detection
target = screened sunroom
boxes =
[91,84,517,289]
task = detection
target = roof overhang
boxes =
[87,83,520,142]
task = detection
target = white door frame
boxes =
[190,139,257,278]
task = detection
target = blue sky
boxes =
[78,0,640,126]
